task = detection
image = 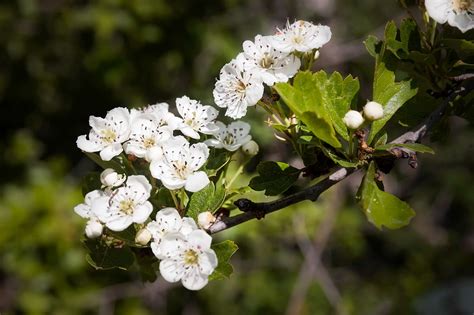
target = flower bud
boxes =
[363,101,384,121]
[314,50,320,60]
[242,140,259,156]
[135,228,152,245]
[100,168,126,188]
[343,110,364,129]
[85,219,103,239]
[198,211,216,230]
[145,146,163,162]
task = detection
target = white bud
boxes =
[314,50,320,60]
[85,219,103,239]
[100,168,126,188]
[145,146,163,162]
[343,110,365,129]
[242,140,259,156]
[363,101,384,121]
[135,228,152,245]
[197,211,216,230]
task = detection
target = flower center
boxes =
[223,133,235,145]
[172,161,189,179]
[143,137,156,148]
[119,199,134,215]
[453,0,473,12]
[101,129,117,143]
[235,80,247,94]
[259,53,274,69]
[185,112,200,129]
[292,35,304,44]
[183,249,199,265]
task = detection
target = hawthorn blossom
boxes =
[146,208,198,259]
[100,168,126,189]
[92,175,153,231]
[131,102,182,131]
[124,114,171,159]
[242,140,259,156]
[213,53,264,119]
[425,0,474,33]
[343,110,364,129]
[74,190,106,238]
[149,136,210,192]
[363,101,384,121]
[159,230,218,290]
[175,96,219,139]
[205,121,252,151]
[243,34,301,85]
[76,107,131,161]
[270,20,332,53]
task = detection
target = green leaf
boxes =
[384,19,416,58]
[84,238,135,270]
[84,152,125,172]
[369,62,417,144]
[373,133,388,148]
[209,240,238,281]
[133,248,159,282]
[375,143,435,154]
[320,147,358,168]
[249,161,301,196]
[187,182,226,220]
[206,150,231,174]
[357,162,415,229]
[81,172,101,196]
[275,71,342,148]
[442,39,474,60]
[364,35,380,57]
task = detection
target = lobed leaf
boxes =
[249,161,301,196]
[209,240,238,280]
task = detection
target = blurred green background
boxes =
[1,0,473,314]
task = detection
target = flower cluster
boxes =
[425,0,474,33]
[74,19,331,291]
[213,20,332,119]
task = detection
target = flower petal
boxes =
[106,215,133,231]
[187,229,212,250]
[132,202,153,223]
[160,259,185,283]
[185,171,210,192]
[425,0,451,24]
[76,135,102,152]
[99,143,123,161]
[181,268,209,290]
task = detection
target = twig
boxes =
[209,83,470,235]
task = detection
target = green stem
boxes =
[430,20,437,47]
[170,190,180,212]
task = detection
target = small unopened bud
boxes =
[314,50,320,60]
[363,101,384,121]
[85,219,103,239]
[242,140,259,156]
[343,110,365,129]
[145,146,163,162]
[100,168,126,188]
[135,228,152,245]
[198,211,216,230]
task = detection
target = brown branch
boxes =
[209,83,470,235]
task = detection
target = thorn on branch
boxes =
[234,199,266,219]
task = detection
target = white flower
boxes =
[150,136,210,192]
[146,208,198,259]
[213,53,264,119]
[270,20,332,53]
[197,211,216,230]
[242,140,259,156]
[74,190,107,238]
[363,101,384,121]
[205,121,252,151]
[85,219,103,239]
[92,175,153,231]
[100,168,126,188]
[159,230,218,290]
[135,228,152,245]
[176,96,219,139]
[343,110,365,129]
[131,102,182,131]
[242,35,301,86]
[124,114,171,159]
[425,0,474,33]
[76,107,131,161]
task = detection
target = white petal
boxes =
[180,217,198,235]
[106,215,133,231]
[85,219,103,238]
[132,202,153,223]
[180,125,200,139]
[76,135,102,152]
[90,196,110,221]
[150,241,164,259]
[160,232,187,258]
[161,176,187,190]
[74,204,91,219]
[199,249,218,275]
[187,229,212,250]
[185,172,210,192]
[160,259,185,283]
[425,0,451,23]
[447,11,474,33]
[126,175,152,197]
[181,268,209,290]
[156,207,183,233]
[99,143,123,161]
[204,139,224,148]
